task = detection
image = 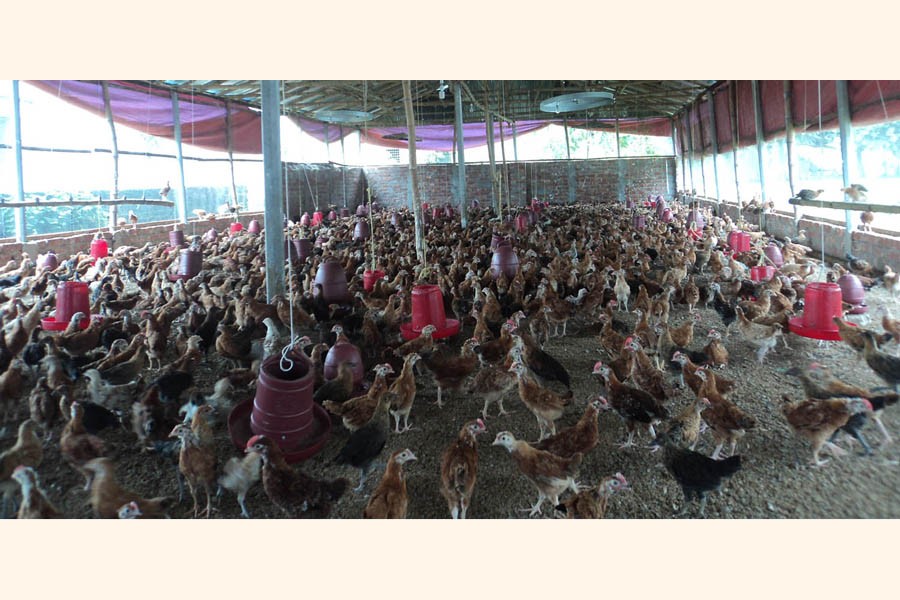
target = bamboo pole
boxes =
[402,80,425,263]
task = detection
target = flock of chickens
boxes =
[1,193,899,519]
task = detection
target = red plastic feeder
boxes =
[327,210,337,221]
[168,248,202,282]
[229,222,244,236]
[363,269,385,292]
[299,213,310,226]
[37,251,58,272]
[838,273,868,315]
[247,219,261,234]
[765,243,784,268]
[632,214,646,230]
[531,198,543,212]
[750,265,775,282]
[90,237,108,263]
[431,206,441,221]
[168,229,185,248]
[353,220,370,241]
[292,238,313,262]
[400,284,460,341]
[728,231,751,253]
[312,211,324,226]
[661,208,674,223]
[789,282,845,341]
[228,351,331,464]
[340,208,351,218]
[655,199,667,218]
[41,281,91,332]
[324,341,365,386]
[490,244,519,279]
[515,213,530,233]
[314,259,351,304]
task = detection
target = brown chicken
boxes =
[533,396,609,458]
[782,394,872,466]
[702,329,729,368]
[424,338,480,407]
[10,466,62,518]
[245,434,348,517]
[313,360,355,406]
[593,362,668,448]
[625,338,673,403]
[82,457,173,518]
[833,317,890,359]
[440,418,487,519]
[473,321,515,365]
[94,333,146,373]
[387,353,421,433]
[393,324,437,358]
[734,306,781,364]
[57,313,103,356]
[28,377,60,441]
[666,396,711,451]
[556,472,629,519]
[0,358,26,419]
[363,448,417,519]
[0,419,43,517]
[467,363,518,420]
[217,451,263,518]
[696,371,757,460]
[324,363,394,433]
[509,361,572,440]
[492,431,582,517]
[668,312,701,349]
[60,401,106,490]
[169,423,217,518]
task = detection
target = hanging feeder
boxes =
[169,248,203,282]
[327,209,337,221]
[838,273,868,315]
[788,282,846,341]
[323,340,365,386]
[247,219,261,234]
[490,243,520,279]
[686,209,705,230]
[229,222,243,236]
[340,207,351,219]
[354,220,371,241]
[400,284,460,341]
[299,212,311,226]
[90,235,108,264]
[750,265,775,282]
[728,231,751,253]
[292,238,313,262]
[655,198,667,218]
[314,258,351,304]
[363,269,385,293]
[41,281,92,332]
[632,214,646,230]
[37,251,58,272]
[203,228,218,243]
[764,243,784,268]
[515,213,530,233]
[168,229,186,248]
[229,349,331,464]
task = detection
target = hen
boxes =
[60,401,107,490]
[509,361,572,441]
[82,457,173,518]
[387,353,421,433]
[334,383,393,492]
[363,448,417,519]
[533,396,609,458]
[246,435,347,517]
[781,394,872,466]
[423,338,480,407]
[695,370,756,459]
[733,306,781,364]
[0,420,43,518]
[492,431,582,517]
[10,466,62,519]
[467,363,518,420]
[593,361,668,448]
[555,472,629,519]
[217,451,263,518]
[170,423,217,518]
[439,418,487,519]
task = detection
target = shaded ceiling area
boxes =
[145,80,718,126]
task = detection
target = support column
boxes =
[402,80,425,263]
[171,91,188,224]
[261,80,286,302]
[225,101,239,209]
[696,102,707,198]
[564,117,575,205]
[685,105,695,195]
[101,82,119,202]
[836,80,855,255]
[616,117,625,203]
[751,80,768,229]
[454,82,467,228]
[485,108,497,215]
[784,81,798,225]
[708,92,721,206]
[11,81,26,242]
[730,83,741,208]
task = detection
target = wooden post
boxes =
[402,80,425,263]
[261,80,286,302]
[10,80,26,242]
[225,101,239,209]
[170,91,188,224]
[101,82,119,202]
[454,82,467,228]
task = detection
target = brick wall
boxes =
[363,157,676,210]
[283,163,366,218]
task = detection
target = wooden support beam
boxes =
[0,199,175,208]
[402,80,425,263]
[788,198,900,213]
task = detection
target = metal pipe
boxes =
[260,80,286,302]
[708,92,721,205]
[751,80,767,229]
[402,80,425,263]
[784,81,798,225]
[685,105,695,195]
[564,117,575,205]
[498,120,511,216]
[696,101,707,198]
[616,116,625,203]
[836,80,855,254]
[11,81,26,242]
[101,82,119,202]
[730,82,741,207]
[485,107,497,215]
[170,91,189,224]
[454,82,467,228]
[225,101,239,209]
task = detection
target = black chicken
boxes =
[653,430,742,517]
[334,389,391,492]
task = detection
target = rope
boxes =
[279,79,299,371]
[816,80,827,281]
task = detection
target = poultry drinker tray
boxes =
[228,399,331,464]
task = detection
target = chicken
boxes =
[334,379,393,492]
[682,275,700,313]
[387,353,421,433]
[597,312,627,358]
[702,329,729,368]
[393,324,437,358]
[593,361,668,448]
[169,423,217,518]
[324,363,393,433]
[246,434,347,517]
[509,361,572,441]
[82,457,173,518]
[83,369,142,409]
[781,394,872,466]
[860,330,900,391]
[440,418,487,519]
[57,313,103,356]
[653,429,742,517]
[215,321,255,367]
[881,307,900,345]
[613,269,630,311]
[313,360,355,406]
[362,448,417,519]
[555,472,629,519]
[668,312,701,349]
[10,466,62,518]
[423,338,480,407]
[472,321,515,365]
[666,396,711,451]
[883,265,900,300]
[117,501,143,519]
[492,431,582,517]
[695,370,756,459]
[0,420,44,518]
[533,396,609,458]
[733,306,781,364]
[60,401,106,490]
[467,363,518,420]
[840,183,867,202]
[834,317,891,359]
[217,451,263,518]
[625,337,673,404]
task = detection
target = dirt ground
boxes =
[7,275,899,520]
